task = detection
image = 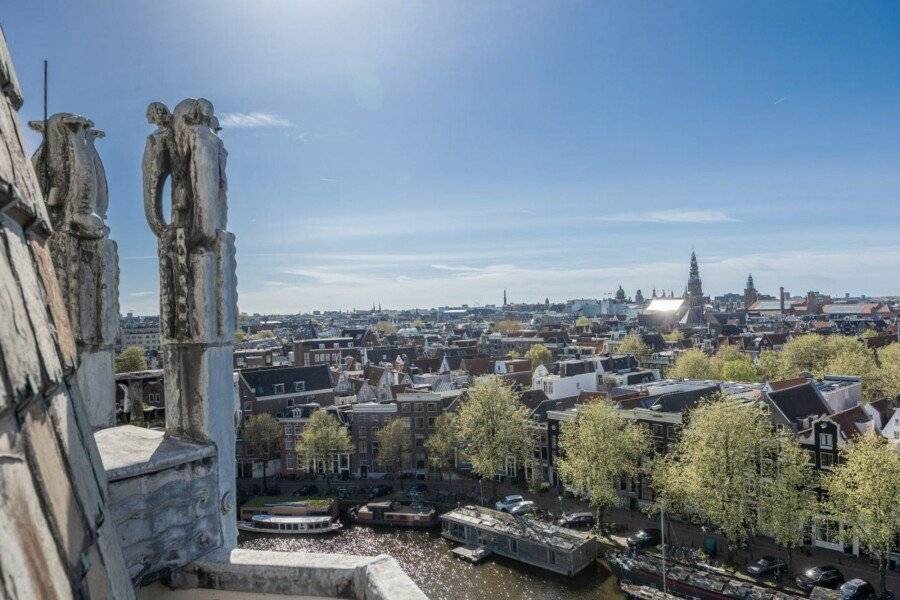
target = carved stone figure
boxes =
[30,112,120,428]
[142,98,234,344]
[142,98,237,548]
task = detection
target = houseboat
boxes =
[238,514,343,535]
[239,497,335,521]
[440,505,598,576]
[608,551,806,600]
[350,501,438,528]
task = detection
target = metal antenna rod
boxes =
[43,60,48,186]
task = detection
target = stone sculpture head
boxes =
[28,112,109,237]
[146,102,171,127]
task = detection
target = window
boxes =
[415,417,425,428]
[819,432,834,449]
[273,383,285,394]
[427,403,436,411]
[294,381,306,392]
[318,343,325,349]
[820,452,834,468]
[415,403,424,412]
[401,403,411,412]
[428,417,436,427]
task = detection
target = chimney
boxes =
[779,287,785,314]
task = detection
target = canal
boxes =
[239,525,625,600]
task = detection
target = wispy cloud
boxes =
[130,291,155,297]
[598,210,737,224]
[219,111,294,129]
[773,97,787,105]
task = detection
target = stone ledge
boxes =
[94,425,215,481]
[165,548,428,600]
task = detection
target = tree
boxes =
[871,343,900,402]
[654,392,772,555]
[233,330,246,343]
[374,321,397,335]
[456,375,534,500]
[617,332,650,361]
[375,417,412,486]
[719,357,758,382]
[115,346,147,373]
[575,316,592,328]
[824,434,900,597]
[668,349,717,380]
[249,329,275,340]
[663,330,685,343]
[779,334,833,376]
[242,413,283,491]
[557,402,649,526]
[506,350,521,359]
[294,409,352,491]
[756,350,786,382]
[495,319,522,334]
[757,433,817,573]
[525,343,553,370]
[425,412,458,480]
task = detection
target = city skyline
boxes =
[7,1,900,313]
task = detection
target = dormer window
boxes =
[819,432,834,449]
[294,381,306,392]
[273,383,285,394]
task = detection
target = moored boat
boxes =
[608,551,806,600]
[350,501,439,528]
[237,514,343,535]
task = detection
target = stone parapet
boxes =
[95,425,224,585]
[160,549,428,600]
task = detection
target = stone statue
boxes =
[142,98,235,344]
[142,98,238,548]
[30,112,120,428]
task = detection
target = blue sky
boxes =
[6,1,900,313]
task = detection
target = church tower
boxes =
[744,273,758,309]
[686,251,704,307]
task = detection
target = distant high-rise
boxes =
[686,251,704,307]
[503,289,507,306]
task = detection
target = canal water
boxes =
[239,525,625,600]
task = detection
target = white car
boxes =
[494,495,525,512]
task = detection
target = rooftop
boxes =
[440,505,593,551]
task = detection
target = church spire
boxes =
[686,250,703,306]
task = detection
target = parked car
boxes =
[509,500,537,516]
[368,484,394,499]
[291,484,319,497]
[746,556,787,579]
[626,528,662,549]
[495,495,525,512]
[405,483,427,498]
[796,565,844,593]
[557,512,596,529]
[839,579,875,600]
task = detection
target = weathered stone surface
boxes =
[30,111,119,429]
[142,98,238,550]
[77,348,116,427]
[95,425,215,481]
[95,425,223,584]
[142,98,234,346]
[0,27,134,599]
[166,550,428,600]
